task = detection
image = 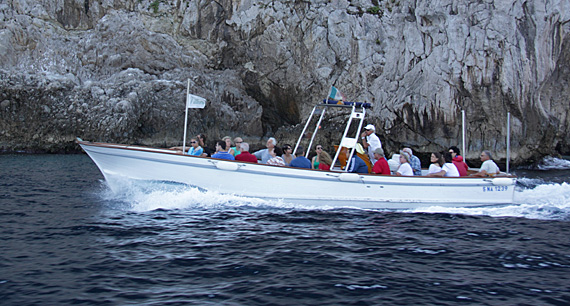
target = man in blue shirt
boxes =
[212,141,235,160]
[347,155,369,173]
[290,146,311,169]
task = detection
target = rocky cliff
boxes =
[1,0,569,164]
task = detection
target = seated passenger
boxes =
[428,152,444,174]
[235,143,258,163]
[197,133,213,157]
[371,147,391,175]
[212,140,235,160]
[449,146,469,176]
[403,148,422,176]
[290,146,312,169]
[253,137,277,164]
[429,152,459,177]
[317,150,333,170]
[347,154,369,174]
[470,150,500,177]
[231,137,243,157]
[312,145,324,169]
[282,144,294,166]
[395,151,414,176]
[267,146,286,166]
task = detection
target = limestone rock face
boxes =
[0,0,569,164]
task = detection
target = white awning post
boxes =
[182,79,191,154]
[462,110,466,159]
[506,112,511,173]
[182,80,207,154]
[305,107,327,158]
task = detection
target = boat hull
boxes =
[78,140,516,209]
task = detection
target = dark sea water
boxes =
[1,154,570,305]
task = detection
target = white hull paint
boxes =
[78,140,516,209]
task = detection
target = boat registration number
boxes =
[483,186,508,192]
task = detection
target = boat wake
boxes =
[406,182,570,220]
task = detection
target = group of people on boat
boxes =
[172,128,501,177]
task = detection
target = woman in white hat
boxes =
[396,151,414,176]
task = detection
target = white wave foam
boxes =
[536,156,570,170]
[407,183,570,220]
[98,177,309,212]
[98,176,570,220]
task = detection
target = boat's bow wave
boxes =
[405,182,570,220]
[97,176,332,212]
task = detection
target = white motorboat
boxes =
[78,87,516,209]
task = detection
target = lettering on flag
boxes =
[186,94,206,109]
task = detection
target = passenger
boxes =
[470,150,500,177]
[318,150,333,170]
[253,137,277,164]
[428,152,444,175]
[347,154,369,174]
[235,142,258,163]
[403,148,422,176]
[371,147,391,175]
[267,146,286,166]
[186,137,203,156]
[429,152,460,177]
[281,144,294,166]
[211,140,235,160]
[449,146,469,176]
[361,124,382,164]
[395,151,414,176]
[290,146,312,169]
[231,137,243,157]
[311,145,324,169]
[197,133,213,157]
[222,136,236,156]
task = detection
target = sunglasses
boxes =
[190,141,197,144]
[316,147,322,150]
[235,141,242,144]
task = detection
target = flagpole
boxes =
[182,79,190,154]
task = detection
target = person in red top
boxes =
[235,143,258,163]
[372,147,391,175]
[449,146,469,176]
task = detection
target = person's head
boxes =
[271,146,283,157]
[364,124,376,136]
[399,150,411,163]
[233,137,243,149]
[373,147,385,159]
[319,150,333,165]
[431,152,444,166]
[403,147,413,156]
[222,136,232,148]
[216,140,227,152]
[282,144,293,155]
[266,137,277,148]
[240,142,250,152]
[197,133,207,145]
[443,152,453,163]
[295,146,305,157]
[449,146,460,158]
[480,150,492,161]
[315,145,323,154]
[190,138,199,148]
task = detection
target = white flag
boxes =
[186,94,206,109]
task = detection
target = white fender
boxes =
[492,178,514,186]
[338,173,361,182]
[215,161,239,171]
